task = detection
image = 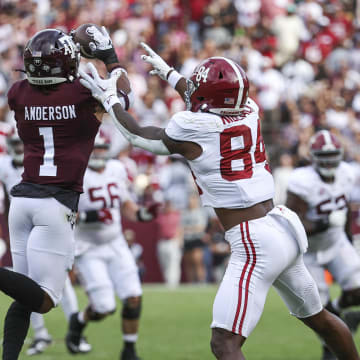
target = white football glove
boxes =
[328,209,347,228]
[79,63,123,112]
[140,42,173,80]
[86,26,118,64]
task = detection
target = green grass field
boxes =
[0,284,359,359]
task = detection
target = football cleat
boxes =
[26,336,53,356]
[79,336,92,353]
[65,313,87,354]
[343,310,360,335]
[120,347,142,360]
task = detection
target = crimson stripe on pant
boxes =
[232,221,257,334]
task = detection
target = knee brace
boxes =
[87,306,115,322]
[122,297,142,320]
[339,288,360,308]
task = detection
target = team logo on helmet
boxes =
[24,29,80,86]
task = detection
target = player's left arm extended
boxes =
[79,63,190,157]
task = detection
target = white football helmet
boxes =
[88,132,110,170]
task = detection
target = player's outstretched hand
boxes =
[140,42,174,81]
[79,63,125,112]
[87,25,118,64]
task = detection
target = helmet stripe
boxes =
[223,58,243,109]
[210,57,244,109]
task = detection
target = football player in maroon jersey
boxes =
[78,46,360,360]
[0,27,130,360]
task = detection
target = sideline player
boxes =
[0,133,91,356]
[1,27,130,359]
[286,130,360,360]
[78,48,360,359]
[65,134,157,360]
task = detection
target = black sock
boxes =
[124,341,135,350]
[2,301,31,360]
[0,268,44,312]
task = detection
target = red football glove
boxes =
[137,202,161,222]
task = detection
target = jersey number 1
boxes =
[39,127,57,177]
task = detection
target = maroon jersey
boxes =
[7,78,100,193]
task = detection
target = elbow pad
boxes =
[108,107,170,155]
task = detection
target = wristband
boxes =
[167,70,183,88]
[118,90,130,110]
[95,48,119,65]
[103,94,121,113]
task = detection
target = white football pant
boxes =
[9,197,75,305]
[211,211,323,337]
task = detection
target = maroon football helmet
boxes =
[310,130,343,178]
[24,29,80,86]
[185,57,249,115]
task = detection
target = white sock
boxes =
[77,311,86,324]
[123,334,138,343]
[31,313,50,339]
[60,275,79,320]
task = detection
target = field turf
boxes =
[0,284,359,359]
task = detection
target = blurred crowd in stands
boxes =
[0,0,359,284]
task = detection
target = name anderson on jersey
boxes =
[24,105,76,121]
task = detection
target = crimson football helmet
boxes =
[89,132,110,170]
[185,57,249,115]
[309,130,343,178]
[24,29,80,86]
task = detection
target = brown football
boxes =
[72,23,101,59]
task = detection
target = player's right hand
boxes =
[329,209,347,227]
[79,63,124,112]
[140,42,174,81]
[87,26,118,64]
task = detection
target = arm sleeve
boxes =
[108,107,171,155]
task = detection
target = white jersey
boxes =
[75,160,132,248]
[0,154,23,196]
[287,162,355,253]
[165,98,274,208]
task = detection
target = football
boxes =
[73,23,131,96]
[72,23,100,59]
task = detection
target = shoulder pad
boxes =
[170,111,224,133]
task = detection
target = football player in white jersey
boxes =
[78,48,359,359]
[65,134,158,360]
[0,133,91,356]
[286,130,360,360]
